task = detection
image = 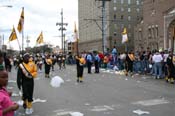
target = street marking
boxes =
[12,92,20,97]
[33,98,47,103]
[55,111,84,116]
[132,99,169,106]
[90,105,114,112]
[84,103,90,106]
[133,109,150,115]
[70,112,84,116]
[56,111,72,116]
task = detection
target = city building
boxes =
[78,0,143,53]
[109,0,143,52]
[78,0,110,53]
[134,0,175,52]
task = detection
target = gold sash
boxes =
[46,59,52,65]
[19,63,33,78]
[128,54,135,61]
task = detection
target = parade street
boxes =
[8,65,175,116]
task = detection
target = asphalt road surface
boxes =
[7,65,175,116]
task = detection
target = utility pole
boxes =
[96,0,111,54]
[26,35,30,48]
[63,34,65,54]
[2,34,4,46]
[56,9,68,54]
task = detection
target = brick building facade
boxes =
[134,0,175,52]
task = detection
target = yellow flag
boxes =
[17,7,24,33]
[122,28,128,44]
[36,32,44,44]
[9,26,17,41]
[122,28,127,34]
[74,22,78,42]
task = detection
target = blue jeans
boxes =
[154,62,162,77]
[134,61,141,73]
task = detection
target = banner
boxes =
[9,26,17,41]
[17,7,24,33]
[36,32,44,44]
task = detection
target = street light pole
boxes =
[56,9,68,54]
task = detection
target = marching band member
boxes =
[17,53,37,115]
[44,54,52,78]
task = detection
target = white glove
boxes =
[19,90,22,97]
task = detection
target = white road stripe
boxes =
[132,99,169,106]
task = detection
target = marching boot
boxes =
[77,77,79,83]
[26,101,33,115]
[125,70,128,76]
[168,78,171,83]
[79,77,83,83]
[23,99,27,109]
[170,78,174,84]
[165,76,168,82]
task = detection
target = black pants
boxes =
[126,62,133,72]
[87,62,92,73]
[77,65,80,77]
[78,66,84,77]
[168,66,175,79]
[94,61,99,73]
[22,78,34,102]
[45,65,51,74]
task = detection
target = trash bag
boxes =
[50,76,64,88]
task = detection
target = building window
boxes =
[121,0,124,4]
[114,32,117,36]
[148,28,151,39]
[156,27,159,37]
[114,0,117,3]
[136,8,140,12]
[121,24,124,29]
[128,24,131,29]
[128,0,131,4]
[137,16,140,21]
[114,14,116,20]
[121,15,124,19]
[128,8,131,12]
[114,6,117,11]
[114,24,117,29]
[121,7,124,12]
[128,16,131,21]
[128,33,131,37]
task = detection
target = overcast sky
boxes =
[0,0,78,50]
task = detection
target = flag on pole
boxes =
[17,7,24,33]
[74,22,78,42]
[36,31,44,44]
[9,26,17,41]
[122,28,128,44]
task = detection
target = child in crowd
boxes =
[0,70,19,116]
